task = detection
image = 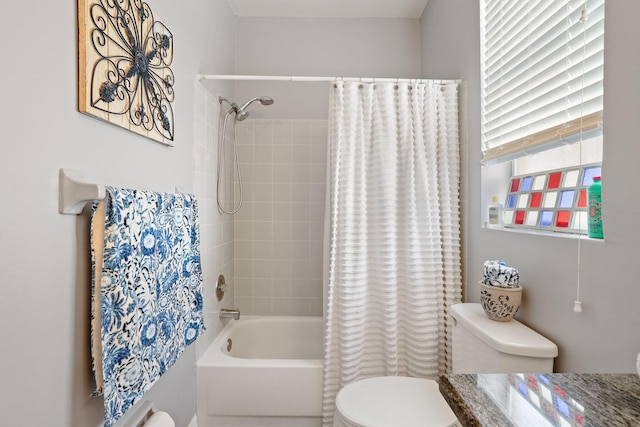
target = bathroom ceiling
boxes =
[227,0,431,19]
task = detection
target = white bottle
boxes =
[487,196,503,228]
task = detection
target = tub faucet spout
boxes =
[220,308,240,320]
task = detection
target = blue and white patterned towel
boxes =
[482,260,520,288]
[90,187,205,427]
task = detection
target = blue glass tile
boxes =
[518,380,528,397]
[582,166,602,186]
[559,190,575,208]
[541,211,554,227]
[537,374,550,385]
[521,176,533,191]
[554,396,571,419]
[507,194,517,208]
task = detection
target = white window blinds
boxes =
[481,0,604,164]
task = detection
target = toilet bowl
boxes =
[333,376,459,427]
[333,303,558,427]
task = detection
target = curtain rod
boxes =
[197,74,460,84]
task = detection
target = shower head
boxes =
[220,95,274,121]
[239,96,275,111]
[235,109,250,122]
[234,96,275,121]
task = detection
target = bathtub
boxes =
[196,316,324,427]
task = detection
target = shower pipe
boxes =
[217,96,274,215]
[197,74,460,85]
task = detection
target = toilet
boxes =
[333,303,559,427]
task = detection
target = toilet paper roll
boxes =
[143,411,175,427]
[636,352,640,377]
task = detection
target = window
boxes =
[503,163,600,232]
[480,0,605,235]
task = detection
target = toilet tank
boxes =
[450,303,558,374]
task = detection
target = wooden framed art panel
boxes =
[78,0,175,145]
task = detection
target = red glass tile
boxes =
[530,192,542,208]
[554,386,567,398]
[548,172,562,189]
[510,178,520,192]
[515,210,526,225]
[578,189,587,208]
[556,211,571,228]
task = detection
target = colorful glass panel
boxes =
[563,170,579,187]
[556,211,571,228]
[530,192,543,208]
[559,190,575,208]
[582,166,602,186]
[504,210,515,225]
[540,211,554,227]
[517,194,529,208]
[544,192,557,208]
[499,164,600,235]
[548,172,562,189]
[578,189,587,208]
[532,175,546,190]
[572,211,587,230]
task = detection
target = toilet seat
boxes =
[334,376,459,427]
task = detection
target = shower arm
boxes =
[219,96,238,113]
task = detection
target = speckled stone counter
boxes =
[439,373,640,426]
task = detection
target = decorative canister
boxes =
[479,281,522,322]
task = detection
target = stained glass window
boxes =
[502,164,602,235]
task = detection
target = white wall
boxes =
[0,0,236,426]
[233,17,422,120]
[421,0,640,373]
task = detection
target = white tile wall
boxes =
[193,83,236,358]
[234,119,327,316]
[194,87,327,329]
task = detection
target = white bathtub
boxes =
[196,316,324,427]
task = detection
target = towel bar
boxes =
[58,168,187,215]
[58,168,106,214]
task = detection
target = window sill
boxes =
[483,224,605,242]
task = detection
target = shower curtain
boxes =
[322,80,462,425]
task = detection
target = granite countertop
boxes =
[439,373,640,427]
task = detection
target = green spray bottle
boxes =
[588,176,603,239]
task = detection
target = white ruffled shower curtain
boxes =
[322,80,462,425]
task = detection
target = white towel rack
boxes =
[58,168,106,214]
[58,168,187,215]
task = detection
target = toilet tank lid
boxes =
[450,303,558,358]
